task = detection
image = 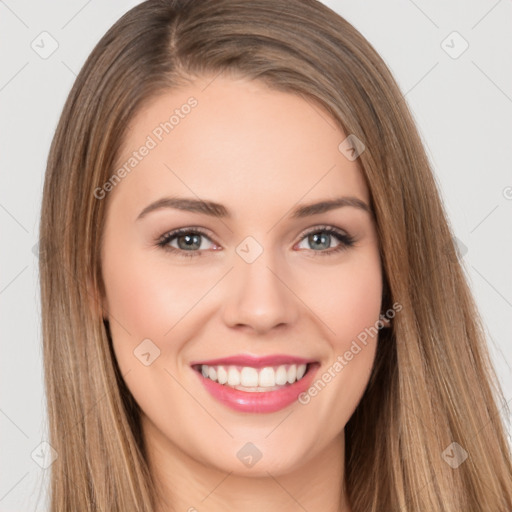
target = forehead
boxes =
[108,75,369,219]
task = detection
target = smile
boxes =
[190,354,320,413]
[195,363,308,390]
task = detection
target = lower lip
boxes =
[193,364,319,413]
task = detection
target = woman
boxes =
[38,0,512,510]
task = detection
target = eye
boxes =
[295,226,355,256]
[156,227,218,258]
[156,225,355,258]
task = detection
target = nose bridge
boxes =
[221,236,298,333]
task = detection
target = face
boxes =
[99,74,384,478]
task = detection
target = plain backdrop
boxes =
[1,0,511,510]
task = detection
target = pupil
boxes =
[310,233,330,250]
[178,234,201,250]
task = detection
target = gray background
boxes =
[1,0,511,510]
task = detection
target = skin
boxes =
[99,73,385,512]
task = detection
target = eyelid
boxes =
[156,223,355,257]
[157,224,349,244]
[156,226,219,250]
[296,223,350,240]
[293,224,355,255]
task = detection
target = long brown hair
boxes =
[39,0,512,510]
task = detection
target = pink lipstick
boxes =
[190,354,320,413]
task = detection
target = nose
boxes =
[221,250,300,335]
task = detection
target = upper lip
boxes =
[190,354,318,368]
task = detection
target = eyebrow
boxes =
[136,195,372,221]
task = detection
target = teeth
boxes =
[199,363,308,390]
[240,367,259,387]
[275,365,288,385]
[227,367,240,386]
[217,365,228,384]
[258,367,275,387]
[287,364,297,384]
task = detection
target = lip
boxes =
[192,361,320,414]
[190,353,316,369]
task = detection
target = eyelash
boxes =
[156,225,355,259]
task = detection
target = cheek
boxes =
[102,249,219,360]
[299,252,383,346]
[335,264,382,340]
[295,250,382,395]
[301,255,382,422]
[101,251,214,419]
